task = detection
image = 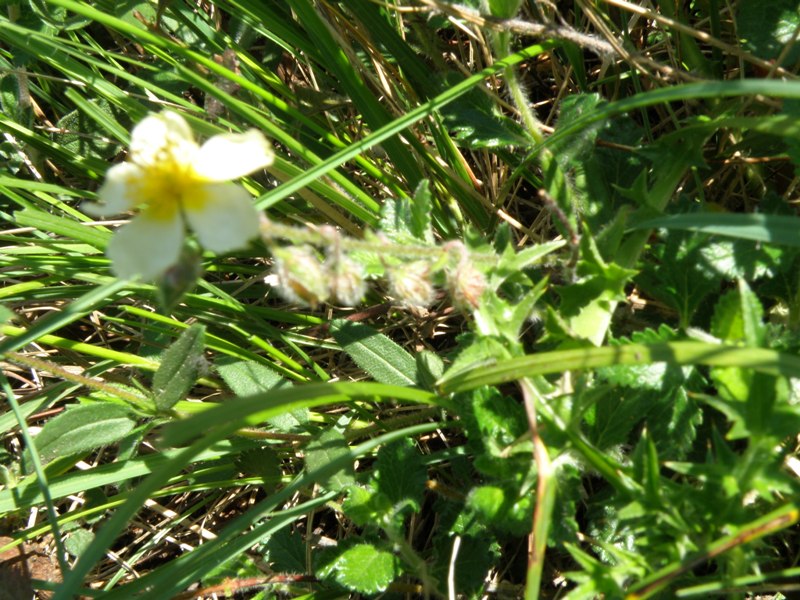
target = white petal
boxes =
[129,111,198,169]
[107,213,184,280]
[84,163,143,217]
[192,130,273,181]
[183,183,260,253]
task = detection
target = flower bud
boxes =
[448,258,486,310]
[389,261,435,309]
[270,246,330,308]
[329,256,367,307]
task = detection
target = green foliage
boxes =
[330,319,418,386]
[30,403,138,465]
[4,1,800,598]
[438,78,532,149]
[374,438,427,514]
[304,427,356,492]
[317,540,401,594]
[151,324,206,412]
[215,357,309,431]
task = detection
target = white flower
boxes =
[86,111,274,280]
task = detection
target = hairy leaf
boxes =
[330,319,417,386]
[319,541,399,594]
[375,438,426,513]
[151,324,206,412]
[33,403,137,464]
[304,427,355,491]
[216,357,308,431]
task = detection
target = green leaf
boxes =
[262,528,307,574]
[215,357,308,432]
[304,427,355,491]
[235,447,282,490]
[646,386,702,460]
[710,281,766,347]
[438,73,531,149]
[599,326,691,391]
[633,212,800,248]
[410,179,434,244]
[415,350,444,391]
[216,357,288,393]
[202,552,262,587]
[551,93,607,171]
[737,0,800,63]
[64,528,95,559]
[465,485,533,535]
[635,230,722,327]
[0,305,13,326]
[375,438,427,513]
[320,542,399,594]
[342,484,387,526]
[486,0,523,19]
[53,95,126,160]
[151,324,206,412]
[455,387,531,480]
[330,319,418,386]
[432,534,500,598]
[14,208,111,249]
[379,184,433,245]
[32,403,137,464]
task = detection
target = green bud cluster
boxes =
[261,217,491,312]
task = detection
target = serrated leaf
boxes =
[304,427,355,491]
[589,388,648,450]
[410,179,434,243]
[322,542,399,594]
[235,447,282,490]
[599,326,690,390]
[465,484,533,535]
[262,528,307,574]
[215,358,308,431]
[635,229,722,326]
[151,324,206,411]
[379,196,428,244]
[710,281,765,346]
[33,403,137,464]
[646,386,702,460]
[455,387,531,480]
[330,319,417,386]
[343,484,386,526]
[53,97,124,160]
[375,438,426,513]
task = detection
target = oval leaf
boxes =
[34,404,137,464]
[330,319,417,386]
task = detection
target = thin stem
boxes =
[520,377,556,600]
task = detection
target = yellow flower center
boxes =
[126,157,209,222]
